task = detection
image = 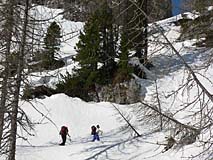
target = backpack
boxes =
[60,126,68,135]
[91,126,96,135]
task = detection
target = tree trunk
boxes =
[142,0,148,65]
[8,0,30,159]
[0,0,16,149]
[135,0,148,65]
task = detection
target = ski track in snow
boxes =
[1,5,212,160]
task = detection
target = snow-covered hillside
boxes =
[2,5,212,160]
[28,5,83,88]
[14,94,206,160]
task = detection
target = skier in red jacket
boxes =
[59,126,69,145]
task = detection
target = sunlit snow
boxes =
[1,5,212,160]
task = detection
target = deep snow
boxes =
[1,5,213,160]
[14,94,210,160]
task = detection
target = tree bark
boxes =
[0,0,16,149]
[8,0,30,159]
[142,0,148,65]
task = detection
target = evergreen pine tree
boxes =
[98,1,117,82]
[43,21,61,67]
[116,32,132,83]
[134,0,148,64]
[75,13,101,87]
[75,1,118,86]
[125,0,148,65]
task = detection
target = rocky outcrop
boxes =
[178,10,213,47]
[95,79,143,104]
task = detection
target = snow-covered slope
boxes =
[28,5,83,88]
[2,5,212,160]
[13,94,204,160]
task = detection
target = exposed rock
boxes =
[178,10,213,47]
[96,79,143,104]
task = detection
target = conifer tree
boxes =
[135,0,148,65]
[75,13,101,87]
[119,33,129,70]
[43,21,61,66]
[125,0,148,65]
[98,1,117,81]
[117,32,132,81]
[75,1,117,85]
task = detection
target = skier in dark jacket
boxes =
[91,125,100,141]
[59,126,69,145]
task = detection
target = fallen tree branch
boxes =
[140,101,200,133]
[111,103,141,137]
